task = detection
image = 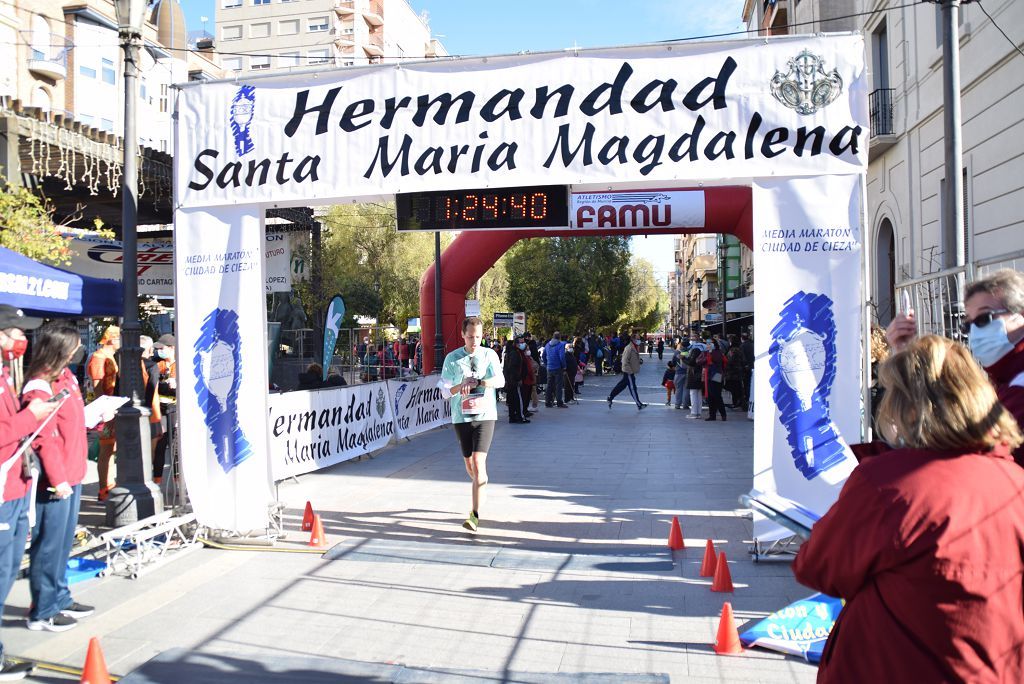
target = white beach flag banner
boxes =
[751,174,864,540]
[386,376,451,440]
[267,382,396,481]
[173,206,274,532]
[176,36,867,209]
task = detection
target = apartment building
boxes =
[744,0,1024,324]
[3,0,222,153]
[215,0,446,76]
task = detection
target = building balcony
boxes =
[334,1,355,16]
[363,0,384,25]
[26,34,71,80]
[869,87,897,161]
[363,42,384,57]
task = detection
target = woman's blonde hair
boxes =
[870,324,890,364]
[877,335,1023,452]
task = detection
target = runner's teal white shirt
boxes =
[440,346,504,424]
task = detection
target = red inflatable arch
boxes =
[419,185,752,373]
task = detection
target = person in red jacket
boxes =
[22,323,97,633]
[888,268,1024,467]
[793,335,1024,683]
[0,306,57,680]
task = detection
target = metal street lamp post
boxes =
[109,0,162,525]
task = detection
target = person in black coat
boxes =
[503,338,528,423]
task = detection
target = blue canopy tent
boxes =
[0,246,122,317]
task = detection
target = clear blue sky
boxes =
[177,0,748,279]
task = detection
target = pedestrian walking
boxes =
[606,333,647,410]
[656,338,664,360]
[22,323,99,634]
[543,333,567,408]
[793,335,1024,682]
[684,338,706,418]
[0,306,59,679]
[440,317,505,533]
[671,341,690,410]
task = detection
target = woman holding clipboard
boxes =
[440,317,504,533]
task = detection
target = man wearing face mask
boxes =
[0,306,58,679]
[888,269,1024,467]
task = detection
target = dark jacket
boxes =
[793,445,1024,683]
[503,343,524,383]
[984,338,1024,468]
[684,347,704,390]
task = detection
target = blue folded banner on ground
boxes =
[738,592,843,663]
[67,557,106,585]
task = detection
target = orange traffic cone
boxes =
[301,501,315,531]
[713,602,744,655]
[700,539,718,577]
[308,514,327,548]
[667,516,685,550]
[711,551,734,592]
[81,636,111,683]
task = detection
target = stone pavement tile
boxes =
[558,643,652,674]
[519,604,632,645]
[685,648,817,682]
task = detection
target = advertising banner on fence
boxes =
[173,206,274,532]
[387,377,450,440]
[66,233,299,296]
[267,382,396,480]
[751,174,863,541]
[176,35,867,210]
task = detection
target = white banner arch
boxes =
[173,34,869,534]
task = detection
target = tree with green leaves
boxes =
[505,236,632,335]
[0,182,108,264]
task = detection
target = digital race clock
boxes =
[396,185,569,231]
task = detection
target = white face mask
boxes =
[969,315,1016,367]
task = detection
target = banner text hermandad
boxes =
[177,36,867,210]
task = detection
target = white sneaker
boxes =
[26,614,77,632]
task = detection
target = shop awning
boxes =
[726,295,754,313]
[0,246,123,317]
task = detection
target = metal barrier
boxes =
[274,325,422,390]
[894,265,971,342]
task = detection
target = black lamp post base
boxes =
[106,404,164,527]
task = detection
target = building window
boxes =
[140,80,147,101]
[342,60,354,66]
[250,22,270,38]
[79,114,93,126]
[308,48,330,64]
[278,19,298,35]
[250,55,270,70]
[222,0,242,8]
[223,56,242,71]
[279,52,300,67]
[79,64,96,78]
[253,0,271,4]
[100,118,114,132]
[159,83,168,113]
[307,17,328,32]
[222,24,242,40]
[101,58,115,84]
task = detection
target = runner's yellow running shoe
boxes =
[462,512,479,532]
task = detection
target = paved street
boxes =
[6,359,817,682]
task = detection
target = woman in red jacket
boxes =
[793,335,1024,682]
[22,323,95,633]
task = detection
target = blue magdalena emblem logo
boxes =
[769,292,850,482]
[193,308,252,473]
[230,85,256,157]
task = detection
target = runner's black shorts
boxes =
[453,420,495,458]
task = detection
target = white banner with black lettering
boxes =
[387,377,450,440]
[177,35,867,209]
[66,233,299,295]
[173,207,275,532]
[267,382,396,481]
[751,174,863,540]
